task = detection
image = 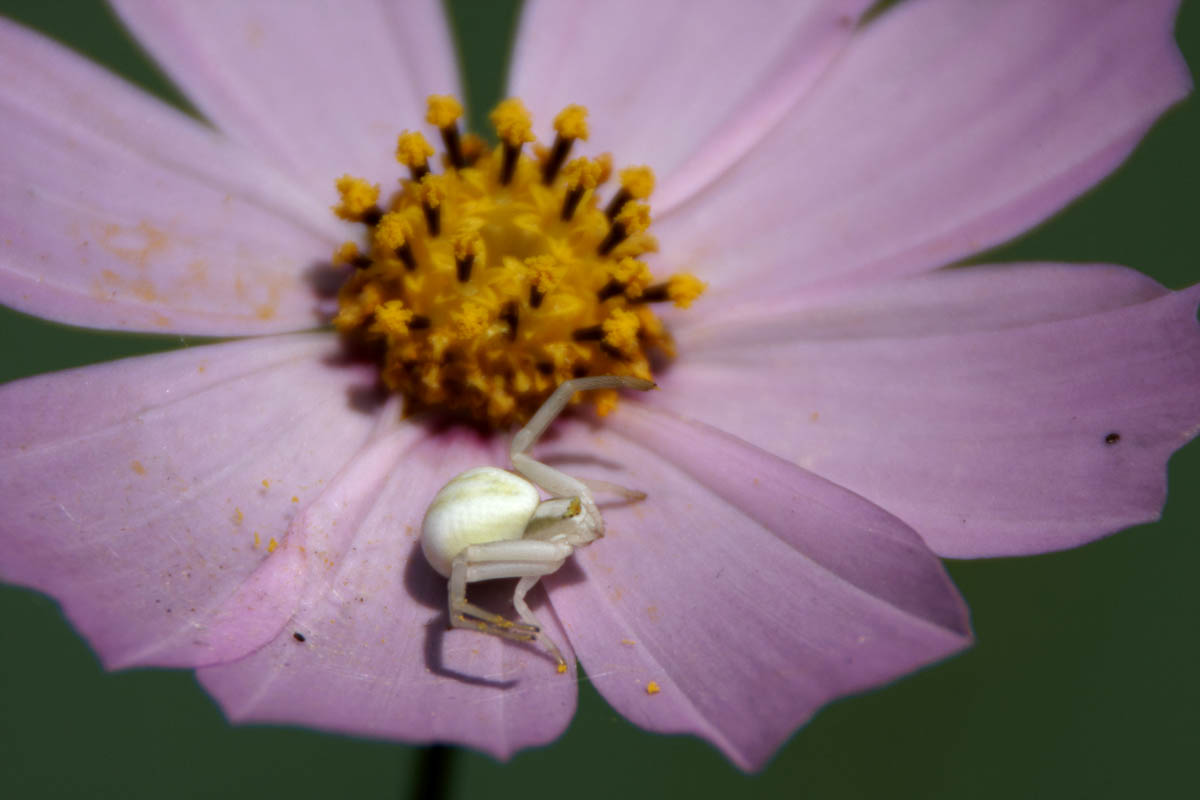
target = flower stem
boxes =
[409,744,456,800]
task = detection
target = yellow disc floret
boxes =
[332,96,705,428]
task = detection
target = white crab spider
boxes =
[421,375,655,669]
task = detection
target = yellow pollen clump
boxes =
[332,96,705,427]
[375,212,413,251]
[667,274,707,308]
[371,300,414,338]
[396,131,434,168]
[333,175,379,220]
[619,166,655,199]
[426,95,463,128]
[490,98,535,146]
[553,105,590,140]
[563,158,604,191]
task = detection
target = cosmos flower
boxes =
[1,0,1197,773]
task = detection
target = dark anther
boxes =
[362,207,383,227]
[605,188,631,220]
[597,278,625,302]
[423,203,441,237]
[409,163,430,183]
[352,255,373,270]
[597,220,629,256]
[395,242,417,271]
[572,325,604,342]
[635,283,670,303]
[501,302,519,340]
[409,315,432,330]
[293,632,306,642]
[1104,432,1121,445]
[542,135,573,185]
[561,186,585,221]
[529,285,545,309]
[500,143,520,185]
[536,361,554,375]
[456,253,474,283]
[441,125,464,170]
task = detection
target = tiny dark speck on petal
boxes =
[293,632,306,642]
[1105,432,1121,445]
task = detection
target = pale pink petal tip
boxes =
[0,334,382,668]
[544,408,970,770]
[667,266,1200,559]
[660,0,1192,295]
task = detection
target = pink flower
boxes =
[1,0,1197,772]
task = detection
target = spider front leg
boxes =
[510,375,655,532]
[449,538,574,665]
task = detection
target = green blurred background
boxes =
[1,1,1197,797]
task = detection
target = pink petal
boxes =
[0,333,384,668]
[0,18,346,336]
[111,0,460,202]
[510,0,874,213]
[655,0,1191,296]
[659,264,1200,558]
[538,406,970,771]
[198,428,577,759]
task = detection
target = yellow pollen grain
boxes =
[375,212,413,251]
[616,202,651,235]
[611,257,652,298]
[372,300,414,337]
[130,460,146,476]
[233,507,244,524]
[594,153,614,184]
[553,105,589,140]
[396,130,434,168]
[556,662,568,674]
[524,254,564,293]
[619,166,656,199]
[267,537,278,553]
[419,174,445,208]
[426,95,463,128]
[253,531,261,548]
[602,308,641,356]
[451,301,490,339]
[645,681,661,696]
[333,175,379,220]
[291,495,299,503]
[454,228,482,259]
[667,274,707,308]
[562,157,603,190]
[261,479,270,488]
[490,98,535,146]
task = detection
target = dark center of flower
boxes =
[332,95,703,428]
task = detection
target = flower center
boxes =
[332,96,703,428]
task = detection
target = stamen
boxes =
[426,95,465,169]
[454,229,482,283]
[333,175,381,223]
[560,158,602,221]
[376,212,417,271]
[491,98,535,185]
[635,274,708,307]
[419,174,444,237]
[598,203,650,256]
[542,105,589,185]
[396,131,434,181]
[605,166,655,220]
[332,95,704,427]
